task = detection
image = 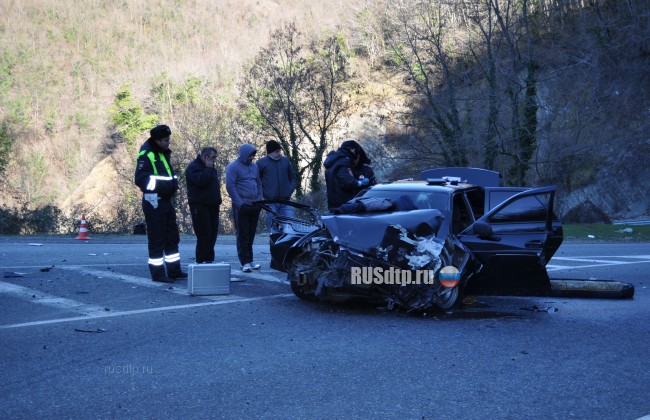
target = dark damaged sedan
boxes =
[259,168,563,312]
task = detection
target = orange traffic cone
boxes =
[74,214,92,240]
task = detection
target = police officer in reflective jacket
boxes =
[134,124,187,283]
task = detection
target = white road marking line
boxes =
[0,280,108,316]
[552,255,650,260]
[547,258,650,271]
[231,269,287,283]
[199,294,247,301]
[0,293,295,330]
[2,264,287,285]
[546,265,573,271]
[58,266,189,294]
[551,257,628,264]
[58,265,287,288]
[0,263,143,270]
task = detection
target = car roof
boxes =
[370,180,478,193]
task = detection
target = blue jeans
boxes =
[266,203,295,234]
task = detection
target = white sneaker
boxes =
[251,263,261,270]
[242,263,252,273]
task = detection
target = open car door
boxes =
[458,186,563,296]
[255,199,323,272]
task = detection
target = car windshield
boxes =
[359,189,450,211]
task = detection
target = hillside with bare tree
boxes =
[0,0,648,233]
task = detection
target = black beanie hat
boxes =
[340,140,361,155]
[149,124,172,141]
[266,140,282,154]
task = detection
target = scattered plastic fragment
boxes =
[74,328,106,333]
[520,305,558,313]
[587,235,595,239]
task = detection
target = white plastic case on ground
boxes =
[187,263,231,296]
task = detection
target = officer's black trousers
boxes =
[190,204,220,263]
[143,198,180,268]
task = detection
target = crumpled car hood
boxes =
[321,209,446,268]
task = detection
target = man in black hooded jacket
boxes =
[324,140,375,210]
[185,147,222,263]
[134,124,187,283]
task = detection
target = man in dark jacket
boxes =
[134,124,187,283]
[225,144,263,273]
[256,140,296,233]
[324,140,374,210]
[185,147,222,263]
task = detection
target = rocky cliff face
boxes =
[558,140,650,221]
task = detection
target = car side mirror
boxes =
[474,221,499,241]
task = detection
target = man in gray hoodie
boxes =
[226,144,263,272]
[256,140,296,233]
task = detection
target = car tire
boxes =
[290,280,318,301]
[287,250,320,301]
[432,285,460,310]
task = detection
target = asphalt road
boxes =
[1,235,649,419]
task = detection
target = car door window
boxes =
[484,188,529,212]
[488,195,548,223]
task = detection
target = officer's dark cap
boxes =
[149,124,172,141]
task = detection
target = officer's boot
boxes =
[149,264,174,283]
[166,261,188,279]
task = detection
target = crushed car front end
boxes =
[260,200,480,311]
